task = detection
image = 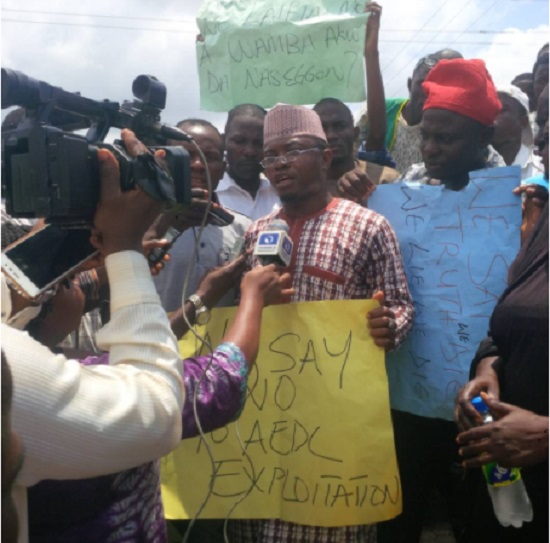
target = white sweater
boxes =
[2,251,184,543]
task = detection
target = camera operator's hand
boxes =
[91,130,165,256]
[167,188,211,230]
[143,188,213,243]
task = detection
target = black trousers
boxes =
[459,467,549,543]
[167,519,225,543]
[377,410,463,543]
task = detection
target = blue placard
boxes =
[369,166,522,420]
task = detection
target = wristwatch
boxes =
[187,294,211,325]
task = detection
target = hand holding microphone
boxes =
[241,264,294,306]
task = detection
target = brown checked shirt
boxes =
[233,197,414,541]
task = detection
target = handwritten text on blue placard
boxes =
[369,167,522,420]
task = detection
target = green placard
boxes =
[196,0,369,111]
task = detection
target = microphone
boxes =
[253,219,293,267]
[230,237,246,261]
[147,226,183,269]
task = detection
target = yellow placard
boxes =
[161,299,401,527]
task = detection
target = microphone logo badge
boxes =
[258,232,281,246]
[282,237,293,256]
[254,230,293,267]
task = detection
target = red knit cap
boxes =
[422,58,501,126]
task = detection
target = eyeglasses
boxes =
[260,148,320,168]
[413,55,438,74]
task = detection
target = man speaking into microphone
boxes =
[231,104,414,542]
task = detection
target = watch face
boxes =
[196,308,211,325]
[188,294,203,309]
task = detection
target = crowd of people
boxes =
[1,2,548,543]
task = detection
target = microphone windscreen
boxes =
[269,219,289,233]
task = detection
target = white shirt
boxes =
[154,213,251,313]
[530,110,539,141]
[2,251,184,542]
[514,143,544,181]
[1,200,36,228]
[216,172,280,220]
[392,113,423,174]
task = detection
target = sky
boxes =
[2,0,548,135]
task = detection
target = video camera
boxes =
[1,68,192,226]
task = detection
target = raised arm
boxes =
[181,264,293,437]
[364,1,387,152]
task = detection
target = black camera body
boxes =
[1,69,192,226]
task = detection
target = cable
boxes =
[379,0,452,75]
[1,18,196,33]
[147,136,217,543]
[173,141,257,543]
[3,9,544,34]
[169,141,260,541]
[381,39,542,44]
[382,28,548,34]
[222,419,258,543]
[2,19,537,45]
[3,17,541,46]
[447,0,502,47]
[172,139,218,543]
[383,0,511,98]
[1,7,195,23]
[382,0,500,95]
[382,0,476,96]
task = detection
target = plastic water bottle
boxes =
[471,396,533,528]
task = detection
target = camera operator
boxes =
[2,128,294,542]
[16,261,292,543]
[2,352,24,543]
[1,129,185,541]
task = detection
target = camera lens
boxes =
[2,68,41,109]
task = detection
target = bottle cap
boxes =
[471,395,489,414]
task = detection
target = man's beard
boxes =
[279,192,302,204]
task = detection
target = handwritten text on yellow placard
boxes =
[161,299,401,527]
